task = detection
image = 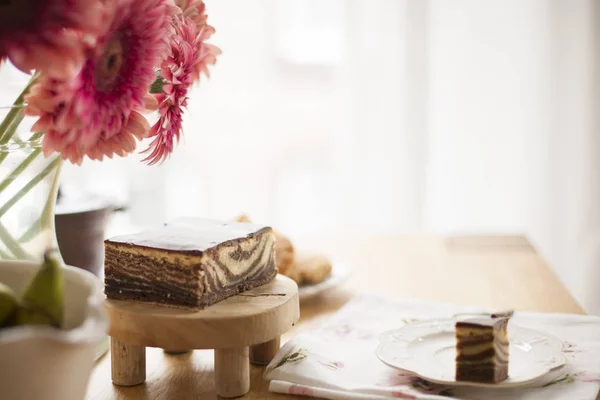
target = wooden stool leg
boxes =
[110,338,146,386]
[214,346,250,398]
[250,336,281,365]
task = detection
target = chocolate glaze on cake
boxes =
[455,316,510,383]
[104,219,277,308]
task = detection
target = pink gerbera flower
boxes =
[0,0,112,78]
[173,0,220,83]
[174,0,208,29]
[24,0,176,165]
[141,14,220,165]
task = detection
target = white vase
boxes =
[0,260,108,400]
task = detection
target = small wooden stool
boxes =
[105,275,299,398]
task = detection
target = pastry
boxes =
[455,314,511,383]
[289,254,332,285]
[272,233,295,276]
[104,218,277,308]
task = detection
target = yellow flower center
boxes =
[94,35,124,93]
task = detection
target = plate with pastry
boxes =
[234,215,351,301]
[293,255,351,301]
[376,312,566,388]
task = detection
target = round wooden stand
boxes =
[105,275,299,398]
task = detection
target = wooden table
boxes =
[86,234,587,399]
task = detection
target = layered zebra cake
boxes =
[104,218,277,308]
[455,315,511,383]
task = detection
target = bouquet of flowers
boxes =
[0,0,219,260]
[1,0,219,164]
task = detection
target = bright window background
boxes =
[1,0,599,314]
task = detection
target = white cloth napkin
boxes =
[264,295,600,400]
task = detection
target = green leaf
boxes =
[150,76,167,94]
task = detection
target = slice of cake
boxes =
[455,314,511,383]
[104,219,277,308]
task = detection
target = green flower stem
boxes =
[0,106,23,144]
[0,148,42,194]
[0,73,38,144]
[0,113,25,145]
[18,184,55,243]
[0,72,56,261]
[0,248,11,259]
[28,132,44,142]
[11,132,43,145]
[0,152,9,165]
[0,219,32,259]
[0,156,61,219]
[0,133,46,174]
[19,158,62,244]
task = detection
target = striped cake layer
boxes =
[456,333,509,363]
[455,317,510,383]
[104,222,277,308]
[455,365,508,384]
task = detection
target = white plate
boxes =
[298,261,350,301]
[376,318,566,388]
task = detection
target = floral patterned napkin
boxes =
[264,295,600,399]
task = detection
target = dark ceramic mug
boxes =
[54,194,121,278]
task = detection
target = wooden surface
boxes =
[106,275,299,349]
[86,234,588,400]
